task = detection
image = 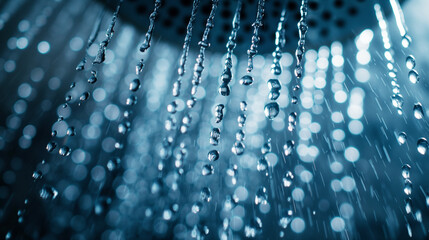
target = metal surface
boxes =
[105,0,404,53]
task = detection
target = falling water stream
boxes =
[1,0,429,239]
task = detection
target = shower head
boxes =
[103,0,404,54]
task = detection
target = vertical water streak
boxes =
[93,0,123,64]
[246,0,265,73]
[139,0,162,53]
[388,0,408,39]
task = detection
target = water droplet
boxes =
[231,141,245,155]
[413,102,424,119]
[70,82,76,88]
[239,75,253,86]
[192,201,203,213]
[136,59,145,75]
[46,141,57,152]
[202,164,214,176]
[405,197,412,214]
[87,75,97,84]
[118,122,130,134]
[408,69,419,84]
[218,82,230,96]
[129,79,141,92]
[417,138,428,155]
[401,34,412,48]
[59,146,71,156]
[398,132,407,145]
[236,129,245,141]
[279,217,291,229]
[201,187,212,202]
[271,62,282,75]
[291,96,298,104]
[257,157,269,172]
[391,94,404,108]
[264,102,279,119]
[282,171,294,187]
[240,101,247,111]
[187,97,197,108]
[76,59,86,71]
[207,150,219,161]
[237,113,246,127]
[79,92,90,102]
[221,67,232,83]
[51,130,57,137]
[268,79,281,91]
[255,187,268,205]
[65,95,72,102]
[401,164,411,179]
[245,217,263,237]
[269,90,280,100]
[283,140,295,156]
[404,179,412,195]
[32,170,43,181]
[39,185,58,200]
[406,55,416,70]
[66,127,76,136]
[107,157,121,171]
[261,138,271,154]
[126,95,137,106]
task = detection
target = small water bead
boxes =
[187,97,197,108]
[87,75,97,84]
[255,187,268,205]
[231,141,245,155]
[402,164,411,179]
[268,79,281,91]
[202,164,214,176]
[391,94,404,108]
[107,157,121,171]
[70,82,76,88]
[126,95,137,106]
[200,187,212,202]
[129,79,141,92]
[291,96,298,104]
[293,85,300,91]
[218,82,230,96]
[404,179,412,195]
[417,138,428,155]
[46,141,57,152]
[406,55,416,70]
[279,217,291,229]
[236,129,245,141]
[118,122,130,134]
[136,59,145,75]
[59,146,71,156]
[39,185,58,200]
[76,59,86,71]
[244,217,263,238]
[79,92,90,102]
[264,102,279,119]
[239,75,253,86]
[261,139,271,154]
[237,113,246,127]
[32,170,43,181]
[215,104,225,123]
[398,132,407,145]
[192,201,203,213]
[51,130,57,137]
[269,90,280,100]
[283,140,295,157]
[288,112,297,123]
[167,101,178,113]
[221,67,232,83]
[401,34,412,48]
[408,69,419,84]
[207,150,219,161]
[283,171,294,187]
[65,95,72,102]
[405,197,412,214]
[257,157,269,172]
[271,61,282,75]
[240,101,247,111]
[413,103,424,119]
[66,127,76,136]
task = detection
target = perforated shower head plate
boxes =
[103,0,405,54]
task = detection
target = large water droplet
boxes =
[39,185,58,200]
[239,75,254,86]
[283,140,295,156]
[417,138,428,155]
[398,132,407,145]
[413,103,424,119]
[129,79,141,92]
[408,69,419,84]
[202,164,214,176]
[264,102,279,119]
[406,55,416,70]
[401,34,412,48]
[207,150,219,161]
[402,164,411,179]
